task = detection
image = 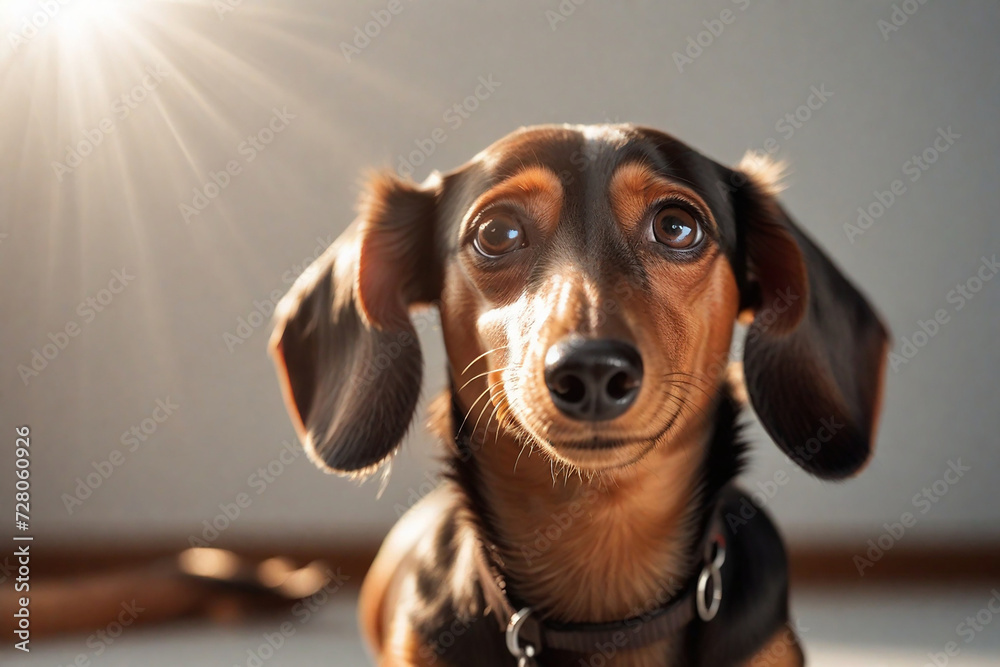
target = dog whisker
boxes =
[482,403,500,446]
[457,366,513,393]
[484,377,517,444]
[458,380,504,436]
[664,378,716,404]
[458,346,510,377]
[662,370,714,385]
[493,400,510,449]
[662,371,716,392]
[663,389,711,427]
[513,440,529,472]
[471,380,505,439]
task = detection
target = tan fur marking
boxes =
[608,161,716,234]
[379,626,438,667]
[742,626,804,667]
[360,489,457,661]
[464,165,564,235]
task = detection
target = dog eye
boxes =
[651,206,703,250]
[474,214,526,257]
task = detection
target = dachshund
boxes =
[269,124,888,666]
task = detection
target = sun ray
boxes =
[1,0,438,403]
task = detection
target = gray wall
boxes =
[1,0,997,551]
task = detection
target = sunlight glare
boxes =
[0,0,382,393]
[53,0,128,51]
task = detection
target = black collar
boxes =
[447,393,738,664]
[472,505,729,664]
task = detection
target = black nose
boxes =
[544,338,643,421]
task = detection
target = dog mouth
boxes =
[548,406,682,450]
[503,390,685,471]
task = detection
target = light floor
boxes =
[6,586,999,665]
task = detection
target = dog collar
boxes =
[473,505,728,665]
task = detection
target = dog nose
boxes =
[544,338,643,421]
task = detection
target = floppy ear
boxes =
[269,173,441,476]
[730,154,889,480]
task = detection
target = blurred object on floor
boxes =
[0,548,349,640]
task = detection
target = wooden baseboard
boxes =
[28,539,1000,587]
[790,542,1000,587]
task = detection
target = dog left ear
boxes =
[729,154,889,480]
[269,172,442,476]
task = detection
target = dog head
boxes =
[270,124,888,479]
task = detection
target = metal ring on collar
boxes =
[697,538,726,622]
[506,607,538,661]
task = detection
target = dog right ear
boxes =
[269,173,441,476]
[728,155,889,480]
